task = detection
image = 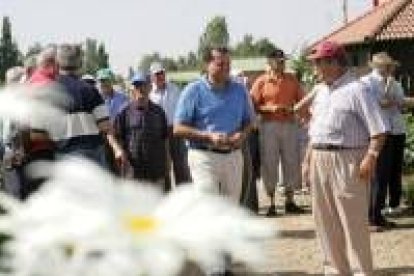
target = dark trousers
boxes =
[240,130,260,213]
[369,134,405,223]
[388,134,405,208]
[21,149,55,200]
[166,136,191,190]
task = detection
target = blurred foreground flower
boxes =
[0,84,67,130]
[0,158,274,276]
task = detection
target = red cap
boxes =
[308,41,346,60]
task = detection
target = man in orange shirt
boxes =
[251,49,305,216]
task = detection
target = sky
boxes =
[0,0,372,75]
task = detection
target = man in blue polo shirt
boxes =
[174,46,254,204]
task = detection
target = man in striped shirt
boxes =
[55,44,127,169]
[304,41,388,276]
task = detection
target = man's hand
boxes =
[114,148,130,172]
[208,132,229,148]
[227,131,246,148]
[359,154,377,182]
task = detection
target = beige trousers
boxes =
[259,121,301,196]
[188,149,243,203]
[310,148,373,276]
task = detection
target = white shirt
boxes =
[361,70,406,134]
[150,82,181,126]
[309,71,388,147]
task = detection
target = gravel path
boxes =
[236,184,414,275]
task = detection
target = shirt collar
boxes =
[201,75,231,90]
[330,70,354,90]
[265,71,285,82]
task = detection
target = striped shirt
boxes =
[309,71,388,148]
[54,74,109,153]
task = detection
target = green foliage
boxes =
[403,113,414,173]
[0,16,21,82]
[232,35,277,58]
[403,179,414,207]
[137,52,161,71]
[81,38,110,75]
[289,52,316,90]
[197,16,230,60]
[26,42,43,58]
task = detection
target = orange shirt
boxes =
[250,72,304,121]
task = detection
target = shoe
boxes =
[377,218,397,228]
[266,205,278,217]
[224,270,234,276]
[285,202,306,214]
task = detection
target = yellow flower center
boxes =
[124,215,158,234]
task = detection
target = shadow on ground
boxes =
[234,266,414,275]
[277,229,316,239]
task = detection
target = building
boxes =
[311,0,414,94]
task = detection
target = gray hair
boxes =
[57,43,82,71]
[5,66,25,84]
[36,46,57,68]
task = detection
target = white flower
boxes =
[0,85,274,275]
[0,158,274,276]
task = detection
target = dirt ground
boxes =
[235,183,414,276]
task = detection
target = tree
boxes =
[233,34,255,57]
[0,16,21,82]
[97,43,109,69]
[81,38,110,75]
[197,16,230,60]
[26,42,43,58]
[255,38,277,57]
[138,52,161,71]
[81,38,99,74]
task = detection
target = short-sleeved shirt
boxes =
[103,91,129,121]
[55,74,109,153]
[174,76,254,148]
[114,101,168,180]
[250,72,304,121]
[309,71,388,148]
[150,82,181,126]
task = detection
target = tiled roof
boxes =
[311,0,412,47]
[377,0,414,40]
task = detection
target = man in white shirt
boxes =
[361,52,405,229]
[149,62,191,189]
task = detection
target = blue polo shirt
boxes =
[174,76,254,148]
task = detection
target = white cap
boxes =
[149,62,165,74]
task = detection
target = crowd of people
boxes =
[0,41,408,276]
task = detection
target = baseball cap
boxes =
[131,72,149,85]
[308,41,346,60]
[149,62,165,74]
[96,68,114,81]
[267,49,287,60]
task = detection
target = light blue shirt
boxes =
[361,70,406,134]
[174,76,254,147]
[104,91,129,120]
[150,82,181,126]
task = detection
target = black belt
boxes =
[312,144,351,151]
[192,145,239,154]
